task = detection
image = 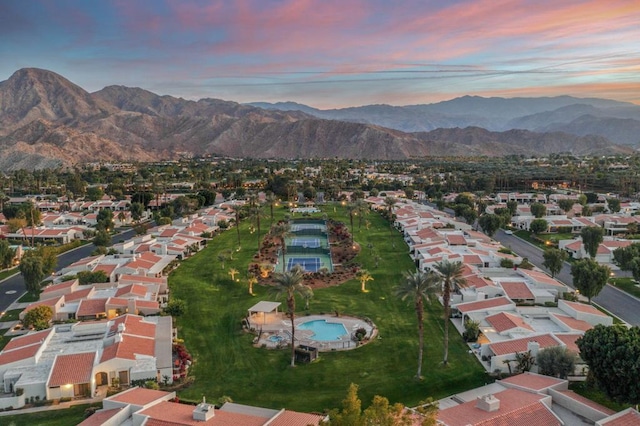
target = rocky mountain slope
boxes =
[0,68,635,170]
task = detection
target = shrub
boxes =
[15,387,24,396]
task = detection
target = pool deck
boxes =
[249,313,376,351]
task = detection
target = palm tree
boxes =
[249,204,265,252]
[395,270,440,380]
[230,204,244,248]
[434,260,467,366]
[247,275,258,295]
[228,268,239,281]
[355,269,374,292]
[217,253,227,269]
[269,267,313,367]
[271,222,291,272]
[346,203,357,244]
[383,196,397,241]
[265,192,277,225]
[355,199,369,229]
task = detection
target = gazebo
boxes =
[247,301,282,326]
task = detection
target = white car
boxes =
[504,230,513,235]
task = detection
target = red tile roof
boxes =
[456,297,513,314]
[78,407,125,426]
[77,298,107,317]
[553,315,593,332]
[41,279,77,295]
[447,234,467,245]
[600,409,640,425]
[2,328,53,352]
[500,281,534,300]
[270,410,325,425]
[499,372,565,391]
[0,343,40,365]
[107,387,170,406]
[101,334,155,362]
[555,390,615,415]
[553,333,582,354]
[115,283,148,297]
[110,315,156,337]
[518,269,565,287]
[438,388,559,426]
[48,352,95,387]
[140,401,267,426]
[562,300,607,316]
[94,263,118,275]
[486,312,534,333]
[489,334,560,356]
[64,287,94,302]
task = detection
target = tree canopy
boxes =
[23,305,53,330]
[577,325,640,404]
[530,218,548,235]
[571,258,610,303]
[478,214,501,237]
[542,248,567,278]
[580,226,604,258]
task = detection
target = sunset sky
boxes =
[1,0,639,108]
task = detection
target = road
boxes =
[493,229,640,326]
[0,228,137,313]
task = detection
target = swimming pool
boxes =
[268,335,285,343]
[297,320,348,341]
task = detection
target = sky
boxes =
[1,0,639,109]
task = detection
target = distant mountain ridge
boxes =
[248,96,640,144]
[0,67,635,170]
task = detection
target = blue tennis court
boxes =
[287,257,322,272]
[289,238,321,248]
[291,224,325,231]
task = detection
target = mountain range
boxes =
[0,68,637,170]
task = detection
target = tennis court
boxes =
[289,237,322,248]
[287,257,323,272]
[290,223,326,232]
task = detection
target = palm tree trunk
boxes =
[443,284,451,366]
[281,237,286,272]
[256,214,261,252]
[416,300,424,379]
[289,298,296,367]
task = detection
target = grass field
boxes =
[0,403,101,425]
[609,277,640,299]
[0,309,22,322]
[170,204,488,412]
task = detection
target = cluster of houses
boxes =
[1,189,639,423]
[366,196,613,377]
[0,205,241,410]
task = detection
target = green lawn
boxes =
[170,204,488,412]
[0,309,22,322]
[609,278,640,299]
[0,267,19,282]
[0,403,101,425]
[514,230,573,249]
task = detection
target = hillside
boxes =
[0,68,635,169]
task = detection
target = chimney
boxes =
[476,394,500,412]
[193,396,215,421]
[527,341,540,357]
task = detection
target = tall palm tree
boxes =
[434,260,467,366]
[346,203,357,244]
[265,192,277,225]
[269,267,313,367]
[395,270,440,380]
[230,204,244,247]
[249,204,265,252]
[271,222,291,272]
[383,196,397,241]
